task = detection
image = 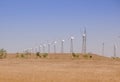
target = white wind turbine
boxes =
[102,42,104,56]
[61,40,65,53]
[113,44,117,58]
[70,36,74,53]
[48,43,51,53]
[39,45,42,53]
[82,28,87,54]
[53,41,57,53]
[29,48,33,54]
[35,47,38,53]
[43,44,46,53]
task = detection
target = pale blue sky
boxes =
[0,0,120,57]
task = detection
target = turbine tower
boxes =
[39,45,42,53]
[70,36,74,53]
[31,48,34,54]
[29,48,31,54]
[82,28,87,54]
[102,42,104,55]
[48,43,51,53]
[54,41,57,53]
[61,40,65,53]
[43,44,46,53]
[114,44,116,58]
[35,47,38,53]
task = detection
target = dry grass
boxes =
[0,53,120,82]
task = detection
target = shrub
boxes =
[23,51,31,58]
[90,55,92,58]
[83,54,92,59]
[111,57,119,59]
[24,51,31,56]
[72,53,76,57]
[16,52,20,58]
[36,52,41,58]
[0,48,7,59]
[83,54,88,58]
[43,53,48,58]
[21,54,25,58]
[72,53,79,58]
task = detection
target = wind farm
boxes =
[0,28,120,82]
[0,26,120,82]
[0,0,120,82]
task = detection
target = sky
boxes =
[0,0,120,57]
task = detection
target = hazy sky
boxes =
[0,0,120,57]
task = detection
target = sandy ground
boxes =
[0,54,120,82]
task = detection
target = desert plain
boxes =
[0,54,120,82]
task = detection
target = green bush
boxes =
[36,52,41,58]
[111,57,119,59]
[72,53,79,58]
[0,48,7,59]
[16,52,20,58]
[21,54,25,58]
[83,54,92,59]
[22,51,31,58]
[83,54,88,58]
[90,55,92,58]
[24,51,31,56]
[43,53,48,58]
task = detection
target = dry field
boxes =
[0,54,120,82]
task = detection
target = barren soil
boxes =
[0,54,120,82]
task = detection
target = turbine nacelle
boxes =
[39,45,42,48]
[62,40,65,42]
[83,34,86,37]
[54,41,57,44]
[71,36,74,40]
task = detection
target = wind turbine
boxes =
[70,36,74,53]
[43,44,46,53]
[39,45,42,53]
[48,43,51,53]
[31,48,35,54]
[24,49,27,53]
[82,28,87,54]
[23,49,25,54]
[118,36,120,57]
[30,48,33,54]
[61,40,65,53]
[27,48,31,55]
[54,41,57,53]
[102,42,104,56]
[35,47,38,53]
[29,48,32,55]
[113,44,117,58]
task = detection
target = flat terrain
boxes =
[0,54,120,82]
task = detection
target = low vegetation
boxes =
[16,52,20,58]
[36,52,48,58]
[43,53,48,58]
[72,53,79,58]
[0,48,7,59]
[0,54,120,82]
[21,54,25,58]
[111,56,120,59]
[36,52,41,58]
[16,53,26,58]
[83,54,92,59]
